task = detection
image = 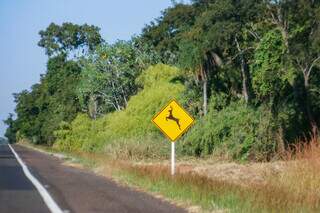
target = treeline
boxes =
[5,0,320,161]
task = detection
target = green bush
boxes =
[54,114,105,152]
[54,64,185,157]
[182,99,277,161]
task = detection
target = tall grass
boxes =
[282,129,320,160]
[272,130,320,211]
[112,132,320,212]
[115,161,320,212]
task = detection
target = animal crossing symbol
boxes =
[152,100,195,141]
[166,106,181,130]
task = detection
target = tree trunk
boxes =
[235,37,251,103]
[240,58,251,103]
[203,80,208,116]
[303,74,317,132]
[121,86,128,107]
[111,80,121,111]
[280,28,289,51]
[114,96,121,111]
[89,94,98,120]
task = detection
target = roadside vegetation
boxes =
[54,64,184,157]
[4,0,320,212]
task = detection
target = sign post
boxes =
[171,142,175,175]
[152,99,194,176]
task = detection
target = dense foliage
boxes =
[4,0,320,161]
[183,99,277,161]
[77,39,160,118]
[54,64,184,159]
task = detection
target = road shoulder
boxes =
[13,144,187,213]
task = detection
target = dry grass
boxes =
[112,161,319,212]
[104,132,320,212]
[271,131,320,211]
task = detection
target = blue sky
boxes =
[0,0,180,137]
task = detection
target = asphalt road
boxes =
[0,144,50,213]
[0,144,186,213]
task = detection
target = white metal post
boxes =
[171,142,175,175]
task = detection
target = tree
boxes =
[12,89,40,142]
[8,54,82,145]
[265,0,320,131]
[77,61,108,119]
[77,39,160,118]
[4,114,17,143]
[179,39,222,115]
[178,0,262,113]
[141,3,198,64]
[38,22,103,57]
[288,0,320,131]
[4,22,104,145]
[251,30,294,108]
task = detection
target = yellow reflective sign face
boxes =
[152,100,195,142]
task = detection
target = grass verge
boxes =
[112,162,320,213]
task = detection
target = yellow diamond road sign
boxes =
[152,100,195,142]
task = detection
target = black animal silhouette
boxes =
[166,106,181,130]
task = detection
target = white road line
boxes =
[8,144,63,213]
